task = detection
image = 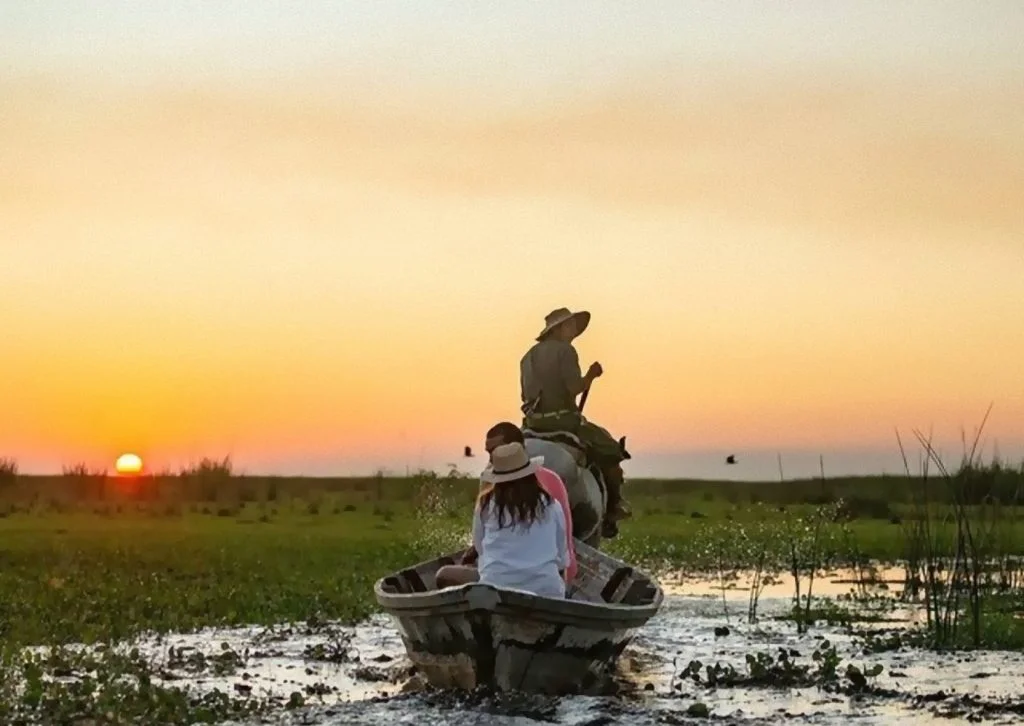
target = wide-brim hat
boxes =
[536,307,590,341]
[480,444,541,484]
[481,455,544,484]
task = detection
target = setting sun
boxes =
[115,453,143,475]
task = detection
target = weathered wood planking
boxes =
[374,539,663,694]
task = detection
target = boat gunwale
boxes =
[375,581,662,629]
[373,541,664,628]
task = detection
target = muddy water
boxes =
[119,571,1023,724]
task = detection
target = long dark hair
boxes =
[478,474,552,530]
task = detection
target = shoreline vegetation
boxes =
[4,461,1024,509]
[2,441,1024,723]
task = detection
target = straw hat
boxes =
[536,307,590,342]
[480,443,540,485]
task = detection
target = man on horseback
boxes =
[520,307,631,538]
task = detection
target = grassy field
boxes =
[1,466,1023,645]
[1,465,1023,723]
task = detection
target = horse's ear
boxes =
[618,436,632,461]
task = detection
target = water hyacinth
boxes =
[1,439,1024,723]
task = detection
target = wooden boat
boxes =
[373,540,663,695]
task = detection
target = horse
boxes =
[523,433,608,549]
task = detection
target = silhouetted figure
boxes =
[726,455,737,465]
[520,307,630,538]
[464,446,474,458]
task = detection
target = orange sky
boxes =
[2,4,1023,477]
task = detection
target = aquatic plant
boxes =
[895,408,1024,650]
[780,498,845,634]
[2,445,1024,722]
[692,521,742,622]
[736,512,784,624]
[1,645,269,725]
[674,640,883,692]
[302,628,356,663]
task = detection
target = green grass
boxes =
[0,510,418,646]
[1,470,1024,724]
[0,506,430,724]
[1,484,1023,646]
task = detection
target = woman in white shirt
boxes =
[436,442,570,599]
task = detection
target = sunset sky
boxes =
[3,2,1022,479]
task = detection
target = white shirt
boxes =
[472,497,569,600]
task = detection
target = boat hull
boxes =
[374,540,662,694]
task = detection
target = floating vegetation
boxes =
[2,434,1024,723]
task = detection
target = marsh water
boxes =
[88,567,1024,725]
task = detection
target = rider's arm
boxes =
[560,345,594,397]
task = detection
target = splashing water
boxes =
[410,467,473,558]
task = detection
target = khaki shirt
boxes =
[520,338,584,414]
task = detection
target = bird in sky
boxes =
[726,455,737,465]
[464,446,474,458]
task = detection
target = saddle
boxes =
[521,428,588,467]
[522,429,633,467]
